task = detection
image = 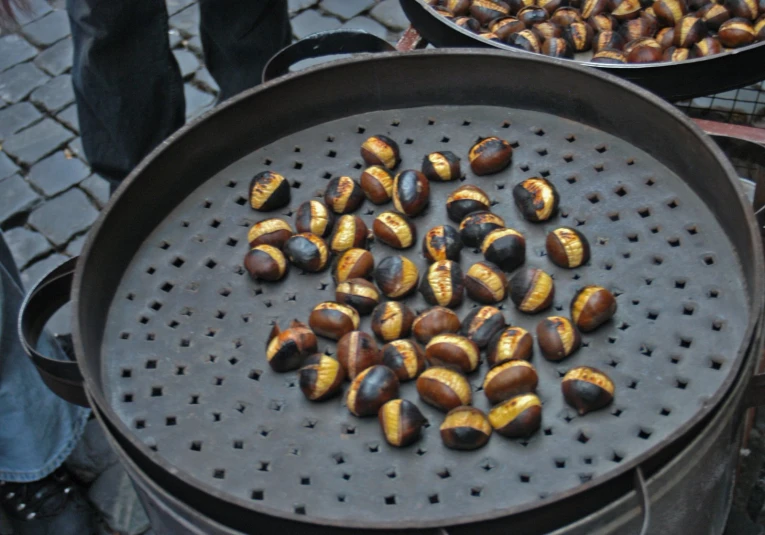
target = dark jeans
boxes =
[66,0,291,182]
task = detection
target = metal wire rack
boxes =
[676,81,765,128]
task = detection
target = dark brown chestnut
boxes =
[266,320,318,372]
[454,15,483,32]
[509,28,543,51]
[346,365,400,417]
[465,261,508,304]
[379,399,427,447]
[336,278,381,316]
[393,170,430,217]
[422,151,462,182]
[491,16,527,39]
[247,218,293,248]
[412,307,462,344]
[330,214,368,253]
[571,285,617,332]
[588,12,617,31]
[591,49,627,62]
[459,211,506,248]
[446,184,491,222]
[373,211,416,249]
[308,302,360,341]
[582,0,609,18]
[536,316,581,361]
[562,366,615,415]
[361,135,400,170]
[370,301,415,342]
[543,36,575,56]
[619,16,657,41]
[488,326,534,366]
[325,176,365,215]
[483,360,538,404]
[663,45,691,60]
[244,245,288,282]
[332,248,374,284]
[416,367,472,412]
[594,30,625,52]
[249,170,290,212]
[382,339,426,381]
[546,227,591,268]
[440,406,492,450]
[294,200,334,238]
[654,0,687,26]
[423,224,463,263]
[718,17,756,46]
[375,255,420,299]
[488,393,542,437]
[469,136,514,175]
[360,165,395,205]
[283,232,330,272]
[724,0,758,19]
[509,267,555,314]
[539,0,569,14]
[611,0,641,19]
[425,334,480,373]
[624,38,663,63]
[513,177,559,222]
[755,16,765,40]
[518,5,549,25]
[564,21,594,51]
[470,0,511,24]
[655,27,675,50]
[479,31,506,43]
[482,228,526,272]
[443,0,472,15]
[337,331,381,379]
[535,20,564,40]
[551,6,583,25]
[673,15,707,47]
[697,3,731,29]
[299,354,345,401]
[461,306,507,348]
[419,260,465,308]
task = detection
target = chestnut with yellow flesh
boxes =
[488,326,534,366]
[393,170,430,217]
[562,366,615,415]
[509,29,543,51]
[482,228,526,272]
[539,0,566,14]
[460,211,505,248]
[465,261,507,304]
[295,200,334,238]
[624,38,663,63]
[446,184,491,222]
[325,176,365,215]
[697,3,730,29]
[718,17,755,46]
[664,46,691,60]
[546,227,590,268]
[337,331,381,379]
[426,334,480,373]
[299,354,345,401]
[470,0,511,25]
[308,302,360,341]
[564,21,594,51]
[654,0,687,26]
[489,393,542,437]
[330,214,368,253]
[537,316,581,361]
[379,399,427,447]
[674,15,707,47]
[443,0,472,15]
[594,31,625,52]
[374,211,416,249]
[756,17,765,41]
[249,171,290,211]
[656,27,675,49]
[382,339,426,381]
[375,255,420,299]
[518,5,549,26]
[440,407,492,451]
[420,260,465,308]
[479,32,504,43]
[266,320,318,373]
[461,306,507,348]
[456,16,483,32]
[513,177,559,222]
[582,0,609,19]
[371,301,415,342]
[589,12,617,32]
[423,224,463,263]
[335,278,380,316]
[361,135,400,170]
[690,36,723,58]
[510,267,555,313]
[360,166,395,205]
[422,151,462,182]
[247,218,293,248]
[724,0,757,19]
[591,49,627,63]
[543,36,575,57]
[535,21,564,40]
[283,233,330,272]
[468,136,514,176]
[611,0,641,19]
[416,367,472,412]
[332,248,374,284]
[571,285,617,332]
[346,365,400,417]
[551,6,583,25]
[491,17,526,39]
[412,307,461,344]
[483,360,539,404]
[244,245,287,282]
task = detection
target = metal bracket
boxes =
[634,467,651,535]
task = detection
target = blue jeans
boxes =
[0,232,89,483]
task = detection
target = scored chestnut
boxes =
[756,17,765,41]
[625,38,663,62]
[594,30,625,52]
[470,0,511,25]
[247,218,293,248]
[440,406,492,451]
[589,12,617,32]
[539,0,566,14]
[325,176,365,215]
[724,0,758,19]
[664,45,691,60]
[420,260,465,308]
[382,339,426,382]
[299,354,346,401]
[374,211,416,249]
[465,261,508,304]
[249,170,290,211]
[611,0,641,20]
[337,331,381,379]
[582,0,609,18]
[422,151,462,182]
[443,0,472,15]
[718,17,756,47]
[446,184,491,222]
[482,228,526,272]
[564,21,594,51]
[469,137,513,176]
[374,255,420,299]
[483,359,539,404]
[393,170,430,217]
[266,320,317,372]
[371,301,415,342]
[361,135,400,170]
[336,278,381,315]
[295,200,334,238]
[697,2,730,29]
[543,36,575,57]
[346,365,400,417]
[491,16,527,39]
[283,232,330,272]
[551,6,584,25]
[653,0,687,27]
[488,393,542,437]
[244,245,288,282]
[571,285,617,332]
[425,334,480,373]
[332,248,374,284]
[674,15,707,47]
[479,31,505,43]
[416,367,473,412]
[691,36,724,57]
[509,29,543,51]
[330,214,368,253]
[591,49,627,63]
[513,177,560,222]
[488,326,534,367]
[562,366,615,415]
[379,399,428,447]
[423,224,463,263]
[461,306,507,349]
[360,165,395,205]
[455,15,483,32]
[308,302,360,340]
[518,5,549,26]
[619,16,657,42]
[535,21,564,40]
[460,211,505,248]
[412,307,461,344]
[655,27,675,50]
[509,267,555,313]
[546,227,591,268]
[537,316,581,361]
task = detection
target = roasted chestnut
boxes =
[244,245,287,282]
[346,365,400,417]
[673,15,707,47]
[360,165,395,205]
[571,285,617,332]
[562,366,615,415]
[361,135,400,170]
[266,320,318,372]
[325,176,365,215]
[461,305,507,348]
[513,177,559,222]
[619,16,657,41]
[379,399,428,447]
[483,359,538,404]
[538,0,568,14]
[336,278,381,315]
[247,218,293,248]
[470,0,511,24]
[543,36,575,56]
[481,228,526,272]
[294,200,333,238]
[382,339,426,381]
[718,17,755,46]
[440,406,492,450]
[446,184,491,222]
[594,30,625,52]
[393,170,430,217]
[416,367,472,412]
[655,27,675,49]
[509,28,543,51]
[425,334,480,373]
[654,0,687,26]
[419,260,465,308]
[488,393,542,437]
[479,31,505,43]
[535,20,564,39]
[455,15,483,32]
[625,38,663,62]
[375,255,420,299]
[422,151,462,182]
[465,261,508,304]
[460,211,506,248]
[488,326,534,366]
[443,0,472,15]
[537,316,581,361]
[412,307,461,344]
[469,137,514,176]
[690,35,722,56]
[611,0,641,19]
[756,16,765,40]
[309,302,360,340]
[564,21,594,51]
[299,354,345,401]
[663,45,690,60]
[582,0,609,18]
[588,12,617,31]
[330,214,368,253]
[332,248,374,284]
[373,211,416,249]
[518,5,549,25]
[546,227,591,268]
[591,49,627,62]
[551,6,584,25]
[697,2,730,29]
[283,232,330,272]
[249,170,290,211]
[724,0,758,19]
[491,16,527,39]
[509,267,555,314]
[371,301,415,342]
[423,225,463,263]
[337,331,381,378]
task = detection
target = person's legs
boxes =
[67,0,185,182]
[199,0,291,102]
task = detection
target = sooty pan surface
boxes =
[101,105,747,527]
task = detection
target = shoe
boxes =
[0,468,97,535]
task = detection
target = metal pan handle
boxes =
[17,256,89,407]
